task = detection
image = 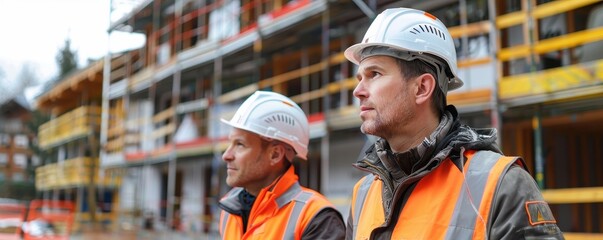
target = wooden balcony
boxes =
[35,157,97,190]
[37,106,102,149]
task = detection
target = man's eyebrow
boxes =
[355,64,375,79]
[228,135,244,142]
[358,64,385,74]
[363,65,383,71]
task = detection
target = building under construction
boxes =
[31,0,603,238]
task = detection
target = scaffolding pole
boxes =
[532,106,545,189]
[488,0,502,145]
[320,7,330,193]
[166,69,181,230]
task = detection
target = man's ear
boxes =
[415,73,436,105]
[268,144,286,165]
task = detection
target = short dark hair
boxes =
[395,58,447,117]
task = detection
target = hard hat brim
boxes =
[344,42,464,91]
[220,118,308,161]
[220,118,258,136]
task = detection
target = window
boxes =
[14,154,27,168]
[504,0,521,14]
[504,25,524,48]
[0,134,9,146]
[456,34,490,60]
[221,75,254,94]
[14,135,28,147]
[31,156,41,166]
[0,153,7,164]
[431,3,460,27]
[467,0,489,24]
[577,4,603,63]
[12,173,24,182]
[508,58,530,75]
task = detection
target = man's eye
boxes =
[371,71,382,78]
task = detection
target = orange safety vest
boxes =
[219,167,334,240]
[351,150,523,240]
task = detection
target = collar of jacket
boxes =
[219,166,299,215]
[355,105,504,185]
[379,108,454,180]
[356,106,455,181]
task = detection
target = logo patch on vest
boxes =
[525,201,556,225]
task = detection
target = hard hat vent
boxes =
[344,8,464,92]
[409,24,446,40]
[264,114,295,127]
[222,91,310,160]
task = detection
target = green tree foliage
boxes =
[26,110,50,162]
[0,181,36,200]
[55,38,79,79]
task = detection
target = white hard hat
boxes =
[344,8,464,92]
[221,91,309,160]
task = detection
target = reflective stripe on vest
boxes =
[352,150,520,240]
[283,190,314,239]
[471,154,520,239]
[352,175,374,239]
[444,151,503,239]
[220,211,228,235]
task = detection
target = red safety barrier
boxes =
[23,200,75,240]
[0,202,26,240]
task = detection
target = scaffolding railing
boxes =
[37,106,102,149]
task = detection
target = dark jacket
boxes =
[346,106,564,239]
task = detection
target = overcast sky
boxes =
[0,0,145,103]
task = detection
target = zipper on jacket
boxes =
[356,159,394,194]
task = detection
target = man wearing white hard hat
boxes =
[218,91,345,239]
[345,8,563,239]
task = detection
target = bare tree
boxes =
[0,67,8,103]
[0,63,39,104]
[17,63,39,91]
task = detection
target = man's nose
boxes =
[222,146,233,161]
[353,80,367,99]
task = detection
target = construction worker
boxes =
[218,91,345,239]
[344,8,564,239]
